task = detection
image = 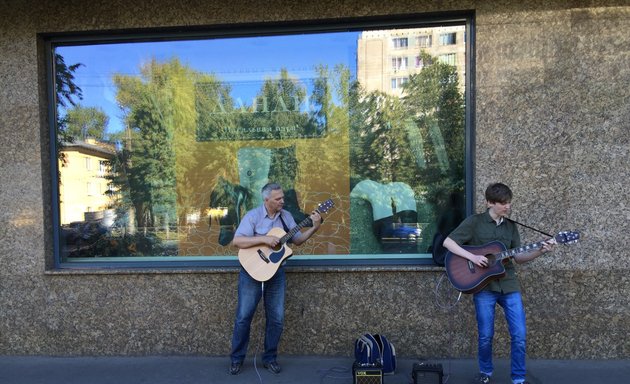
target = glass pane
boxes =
[53,23,467,262]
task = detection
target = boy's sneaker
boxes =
[474,373,491,384]
[263,361,281,374]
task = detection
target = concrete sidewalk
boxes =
[1,355,627,384]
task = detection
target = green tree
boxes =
[54,52,83,163]
[112,59,181,231]
[349,86,419,186]
[402,51,465,210]
[65,104,109,140]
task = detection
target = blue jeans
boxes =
[473,290,527,384]
[230,267,285,364]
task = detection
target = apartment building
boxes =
[357,25,466,96]
[58,139,115,225]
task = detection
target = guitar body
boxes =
[444,241,508,294]
[238,227,294,282]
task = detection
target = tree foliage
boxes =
[54,53,83,164]
[112,59,182,229]
[65,104,109,140]
[350,50,465,222]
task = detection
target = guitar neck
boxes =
[279,216,313,244]
[277,199,333,244]
[496,239,548,261]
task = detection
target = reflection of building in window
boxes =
[439,32,457,45]
[439,53,456,66]
[391,56,408,71]
[357,25,466,96]
[390,77,409,90]
[392,37,408,49]
[416,34,432,48]
[98,160,107,176]
[58,139,115,225]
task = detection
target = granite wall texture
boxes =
[0,0,628,358]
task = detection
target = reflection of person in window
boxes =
[436,191,465,238]
[350,180,417,251]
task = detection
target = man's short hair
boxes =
[261,182,282,199]
[485,182,513,204]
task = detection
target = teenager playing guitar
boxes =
[442,183,555,384]
[229,182,322,376]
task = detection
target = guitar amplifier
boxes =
[353,361,383,384]
[412,362,443,384]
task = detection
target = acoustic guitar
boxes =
[238,199,334,282]
[445,231,580,294]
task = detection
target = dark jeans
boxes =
[230,267,286,364]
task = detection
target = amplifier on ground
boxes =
[411,362,443,384]
[353,361,383,384]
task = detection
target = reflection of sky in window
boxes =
[56,32,360,135]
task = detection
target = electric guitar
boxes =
[445,231,580,294]
[238,199,334,282]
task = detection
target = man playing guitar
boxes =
[229,182,322,375]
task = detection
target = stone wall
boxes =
[0,0,628,358]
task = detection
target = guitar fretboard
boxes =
[276,199,333,244]
[497,241,546,261]
[280,217,313,244]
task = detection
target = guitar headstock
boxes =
[555,231,580,244]
[316,199,334,214]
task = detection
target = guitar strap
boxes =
[507,218,553,237]
[278,213,291,234]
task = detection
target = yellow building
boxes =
[58,139,115,225]
[357,25,466,96]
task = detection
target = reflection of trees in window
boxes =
[65,105,109,140]
[105,57,344,255]
[402,51,465,211]
[51,24,469,261]
[350,50,465,248]
[196,68,326,141]
[54,53,83,164]
[111,58,183,233]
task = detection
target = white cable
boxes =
[434,272,462,311]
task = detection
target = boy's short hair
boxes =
[485,182,513,204]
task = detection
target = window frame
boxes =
[44,13,476,270]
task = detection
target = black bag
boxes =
[431,232,448,266]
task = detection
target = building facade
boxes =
[357,26,466,96]
[0,0,628,360]
[58,139,115,225]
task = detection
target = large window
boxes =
[47,15,473,268]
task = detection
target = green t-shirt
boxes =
[448,209,522,293]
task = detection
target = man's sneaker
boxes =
[229,361,242,375]
[263,361,281,374]
[474,373,491,384]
